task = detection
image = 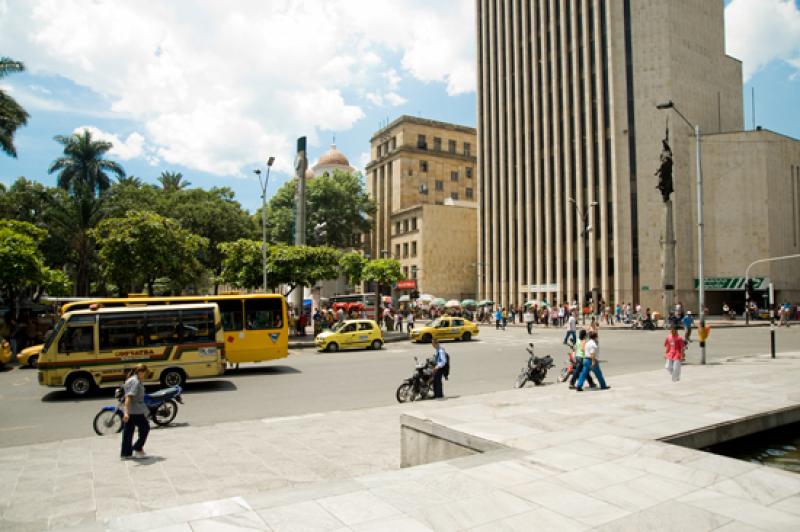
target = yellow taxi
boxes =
[18,344,43,367]
[410,316,479,343]
[0,340,11,366]
[315,320,383,352]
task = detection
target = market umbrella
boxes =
[418,293,435,302]
[398,294,411,302]
[461,299,477,308]
[445,299,461,308]
[524,300,538,307]
[478,299,495,306]
[432,298,447,307]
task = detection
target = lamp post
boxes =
[569,198,598,323]
[254,156,275,292]
[656,100,705,364]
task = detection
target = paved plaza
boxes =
[1,349,799,531]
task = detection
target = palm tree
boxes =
[158,171,191,191]
[0,57,30,157]
[116,175,144,187]
[48,129,125,197]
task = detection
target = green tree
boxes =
[218,241,341,296]
[49,129,125,197]
[168,187,255,293]
[0,220,71,307]
[261,170,375,248]
[362,258,403,320]
[104,179,168,219]
[158,171,191,191]
[91,210,208,295]
[339,250,367,287]
[116,175,144,187]
[0,57,29,157]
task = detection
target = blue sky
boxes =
[1,0,798,213]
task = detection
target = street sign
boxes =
[693,277,769,290]
[520,283,559,292]
[396,280,417,290]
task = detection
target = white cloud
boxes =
[73,126,147,161]
[726,0,800,81]
[0,0,476,176]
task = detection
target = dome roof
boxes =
[305,168,314,180]
[317,144,350,167]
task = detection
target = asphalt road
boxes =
[1,323,797,448]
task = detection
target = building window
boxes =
[390,136,396,150]
[435,180,444,191]
[433,137,442,151]
[411,217,417,230]
[411,241,417,257]
[466,167,473,178]
[419,183,428,194]
[395,244,400,258]
[465,187,473,199]
[450,170,459,181]
[451,192,459,200]
[464,142,471,156]
[448,139,456,153]
[419,160,428,172]
[403,243,409,258]
[395,222,401,234]
[403,266,409,278]
[403,219,409,232]
[417,134,427,149]
[411,266,417,279]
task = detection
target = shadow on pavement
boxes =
[180,380,237,394]
[223,365,301,377]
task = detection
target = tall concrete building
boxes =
[365,116,479,299]
[476,0,799,311]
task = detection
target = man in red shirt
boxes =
[664,327,686,382]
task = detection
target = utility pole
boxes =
[293,137,308,316]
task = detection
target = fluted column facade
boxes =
[477,0,620,308]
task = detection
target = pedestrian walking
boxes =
[495,307,502,330]
[524,307,534,335]
[407,310,414,331]
[682,311,694,343]
[395,311,403,333]
[569,329,596,389]
[575,331,610,391]
[501,307,508,330]
[121,364,151,460]
[431,339,448,399]
[664,327,686,382]
[563,312,577,345]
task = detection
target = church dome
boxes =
[317,144,350,167]
[305,168,315,180]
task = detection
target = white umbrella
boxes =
[398,294,411,302]
[418,293,435,302]
[445,299,461,308]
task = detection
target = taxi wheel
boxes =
[422,334,432,343]
[370,339,383,350]
[327,342,339,353]
[462,332,472,342]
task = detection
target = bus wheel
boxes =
[160,368,186,388]
[327,342,339,353]
[66,373,95,397]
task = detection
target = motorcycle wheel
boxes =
[93,410,123,436]
[396,383,415,403]
[558,367,570,383]
[152,400,179,426]
[515,370,528,388]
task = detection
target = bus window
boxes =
[146,311,181,346]
[217,299,244,331]
[99,313,145,350]
[245,298,283,330]
[59,326,94,353]
[180,309,214,342]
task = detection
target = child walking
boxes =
[664,327,686,382]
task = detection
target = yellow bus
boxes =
[38,303,226,396]
[59,294,288,365]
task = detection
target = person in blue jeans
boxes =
[576,331,610,392]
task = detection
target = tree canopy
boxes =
[49,129,125,197]
[0,57,29,157]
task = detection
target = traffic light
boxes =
[745,278,755,300]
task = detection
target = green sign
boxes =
[693,277,768,290]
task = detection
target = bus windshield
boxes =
[44,318,64,352]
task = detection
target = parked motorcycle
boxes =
[396,356,435,402]
[93,385,183,436]
[515,343,555,388]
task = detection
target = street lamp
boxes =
[569,198,598,321]
[254,156,275,292]
[657,100,705,364]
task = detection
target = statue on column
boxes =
[655,127,673,203]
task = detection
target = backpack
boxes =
[442,350,450,380]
